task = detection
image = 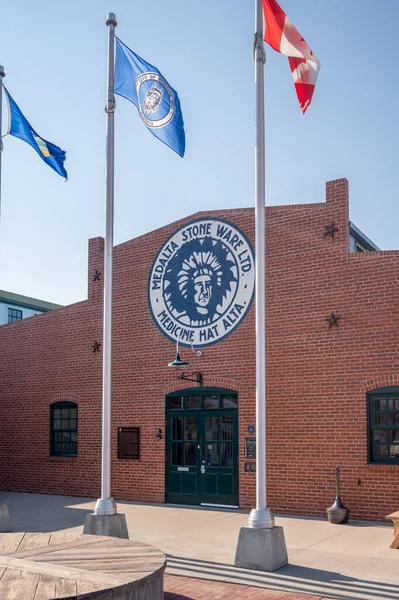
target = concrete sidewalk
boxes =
[1,492,398,600]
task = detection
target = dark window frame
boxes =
[8,307,23,323]
[367,387,399,465]
[166,388,238,411]
[50,401,78,457]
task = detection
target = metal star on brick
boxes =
[324,223,339,238]
[326,313,340,328]
[92,341,101,353]
[93,270,101,281]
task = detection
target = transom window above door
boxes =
[167,390,237,411]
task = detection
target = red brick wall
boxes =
[0,178,398,520]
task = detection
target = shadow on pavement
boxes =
[0,492,92,533]
[166,554,399,600]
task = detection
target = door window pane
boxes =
[221,443,233,467]
[168,397,182,409]
[185,418,197,441]
[221,416,233,440]
[205,417,218,441]
[222,395,238,408]
[206,443,219,467]
[186,396,201,409]
[185,443,197,466]
[172,418,183,440]
[204,396,219,409]
[172,443,183,465]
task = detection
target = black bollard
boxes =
[326,467,350,524]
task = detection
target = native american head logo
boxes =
[143,83,163,114]
[164,237,238,326]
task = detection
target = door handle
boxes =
[201,465,206,474]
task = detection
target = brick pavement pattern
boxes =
[164,574,337,600]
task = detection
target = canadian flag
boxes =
[262,0,320,114]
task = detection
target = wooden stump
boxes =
[0,532,166,599]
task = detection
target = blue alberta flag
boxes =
[114,38,185,158]
[3,87,67,179]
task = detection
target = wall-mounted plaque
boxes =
[118,427,140,460]
[244,437,256,459]
[244,462,256,473]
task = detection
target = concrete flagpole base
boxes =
[0,504,11,532]
[83,513,129,539]
[234,526,288,572]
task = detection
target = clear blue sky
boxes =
[0,0,398,306]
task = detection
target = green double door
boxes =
[166,409,238,506]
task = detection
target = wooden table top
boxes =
[0,532,166,599]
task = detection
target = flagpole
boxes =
[248,0,274,530]
[94,12,118,518]
[235,0,287,570]
[0,66,5,218]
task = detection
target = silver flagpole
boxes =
[0,66,5,219]
[248,0,274,530]
[235,0,287,569]
[94,12,118,518]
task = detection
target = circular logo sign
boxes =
[148,218,255,347]
[136,72,175,128]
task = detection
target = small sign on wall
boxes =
[118,427,140,460]
[244,462,256,473]
[244,437,256,459]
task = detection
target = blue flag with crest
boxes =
[3,87,67,179]
[114,38,185,158]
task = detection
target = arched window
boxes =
[368,387,399,464]
[50,402,78,456]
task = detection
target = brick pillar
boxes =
[325,178,350,254]
[88,237,105,303]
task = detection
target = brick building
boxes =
[0,177,398,520]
